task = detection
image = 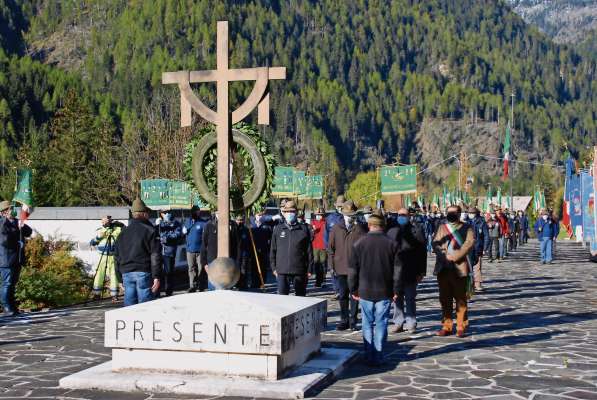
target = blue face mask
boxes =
[397,216,409,226]
[284,212,297,224]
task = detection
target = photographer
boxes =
[90,215,124,302]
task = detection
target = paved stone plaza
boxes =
[1,240,596,399]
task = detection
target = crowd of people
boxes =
[0,195,561,365]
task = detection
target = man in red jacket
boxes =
[496,209,510,260]
[311,207,327,287]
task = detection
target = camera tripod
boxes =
[87,228,119,303]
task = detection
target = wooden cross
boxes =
[163,21,285,259]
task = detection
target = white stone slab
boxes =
[59,347,357,399]
[105,291,327,355]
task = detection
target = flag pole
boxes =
[510,90,515,210]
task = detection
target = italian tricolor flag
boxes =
[503,122,511,179]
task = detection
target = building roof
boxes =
[26,207,130,220]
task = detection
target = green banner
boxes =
[380,165,417,195]
[293,170,307,196]
[141,179,209,210]
[168,180,193,209]
[300,175,324,199]
[141,179,170,209]
[272,166,295,196]
[13,168,33,207]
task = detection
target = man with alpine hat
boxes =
[468,206,489,292]
[114,198,163,306]
[270,201,313,296]
[329,200,367,330]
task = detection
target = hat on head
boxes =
[315,207,325,215]
[282,200,298,212]
[334,195,346,207]
[341,200,358,216]
[0,200,11,212]
[131,198,149,213]
[363,205,373,214]
[368,214,386,227]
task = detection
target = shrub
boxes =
[16,236,91,310]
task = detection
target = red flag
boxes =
[562,200,573,238]
[503,123,511,180]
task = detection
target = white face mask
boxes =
[364,214,372,222]
[315,215,322,221]
[255,215,262,224]
[284,212,297,224]
[344,215,354,227]
[542,215,548,220]
[468,213,476,220]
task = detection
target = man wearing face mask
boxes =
[0,201,32,317]
[325,195,346,298]
[270,201,313,296]
[487,211,502,262]
[329,200,367,330]
[251,210,273,284]
[467,207,490,292]
[311,207,327,287]
[183,206,210,292]
[432,205,474,338]
[360,205,374,229]
[156,210,183,297]
[496,210,510,259]
[534,209,557,264]
[386,208,426,334]
[200,211,241,290]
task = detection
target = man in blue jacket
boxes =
[183,206,209,292]
[157,210,183,296]
[534,209,558,264]
[0,201,32,317]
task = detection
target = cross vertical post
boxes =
[216,21,230,258]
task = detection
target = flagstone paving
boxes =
[1,240,596,399]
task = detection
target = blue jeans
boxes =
[360,298,391,364]
[123,272,154,306]
[393,282,417,330]
[0,267,15,313]
[498,237,505,258]
[540,238,553,263]
[427,234,433,253]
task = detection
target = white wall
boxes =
[26,219,190,275]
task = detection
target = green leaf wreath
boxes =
[183,123,276,214]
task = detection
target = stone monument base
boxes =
[59,347,357,399]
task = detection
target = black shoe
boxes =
[187,287,197,293]
[336,322,349,331]
[350,324,359,332]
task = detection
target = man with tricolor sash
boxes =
[432,205,474,338]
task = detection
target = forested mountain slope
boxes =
[0,0,595,205]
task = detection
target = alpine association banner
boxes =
[380,165,417,195]
[580,172,595,243]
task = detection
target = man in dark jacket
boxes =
[235,215,253,289]
[157,210,183,297]
[114,199,162,306]
[468,207,490,292]
[200,213,240,290]
[329,200,367,330]
[386,208,426,334]
[0,200,32,317]
[270,201,313,296]
[251,210,272,284]
[349,213,401,366]
[325,195,346,297]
